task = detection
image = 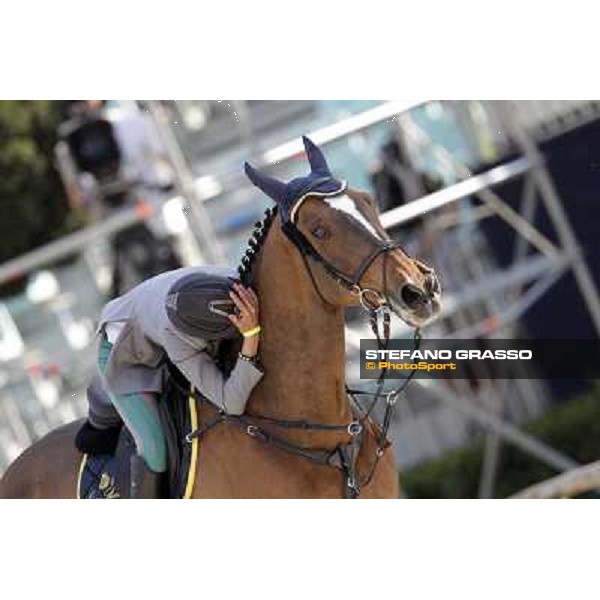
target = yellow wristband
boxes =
[241,325,261,338]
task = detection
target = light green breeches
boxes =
[97,335,167,473]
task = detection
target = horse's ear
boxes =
[303,136,332,176]
[244,162,287,203]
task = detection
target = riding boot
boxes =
[130,455,162,499]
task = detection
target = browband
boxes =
[288,178,347,224]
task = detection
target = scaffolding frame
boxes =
[345,100,600,496]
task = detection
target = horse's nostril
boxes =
[401,284,425,308]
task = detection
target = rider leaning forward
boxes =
[94,266,263,498]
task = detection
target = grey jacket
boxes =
[96,266,263,415]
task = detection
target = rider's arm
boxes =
[162,281,263,415]
[171,349,263,415]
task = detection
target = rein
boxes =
[185,203,421,499]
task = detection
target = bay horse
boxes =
[0,137,441,499]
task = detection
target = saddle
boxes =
[75,362,199,499]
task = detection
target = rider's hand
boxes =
[228,283,260,334]
[229,283,261,360]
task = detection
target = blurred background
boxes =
[1,99,599,498]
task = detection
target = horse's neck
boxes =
[249,225,350,423]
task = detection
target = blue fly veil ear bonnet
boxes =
[243,134,402,304]
[244,136,346,223]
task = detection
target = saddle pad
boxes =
[77,453,121,499]
[77,395,200,499]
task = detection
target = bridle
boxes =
[281,176,405,312]
[282,218,400,312]
[185,192,422,499]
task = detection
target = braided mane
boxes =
[237,205,278,286]
[214,205,278,376]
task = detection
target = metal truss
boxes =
[346,100,600,497]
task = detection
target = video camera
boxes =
[57,111,130,207]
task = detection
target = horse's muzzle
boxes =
[392,272,442,327]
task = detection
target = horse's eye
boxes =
[311,225,330,240]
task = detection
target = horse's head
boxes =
[245,136,441,328]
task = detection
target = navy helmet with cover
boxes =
[165,272,239,340]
